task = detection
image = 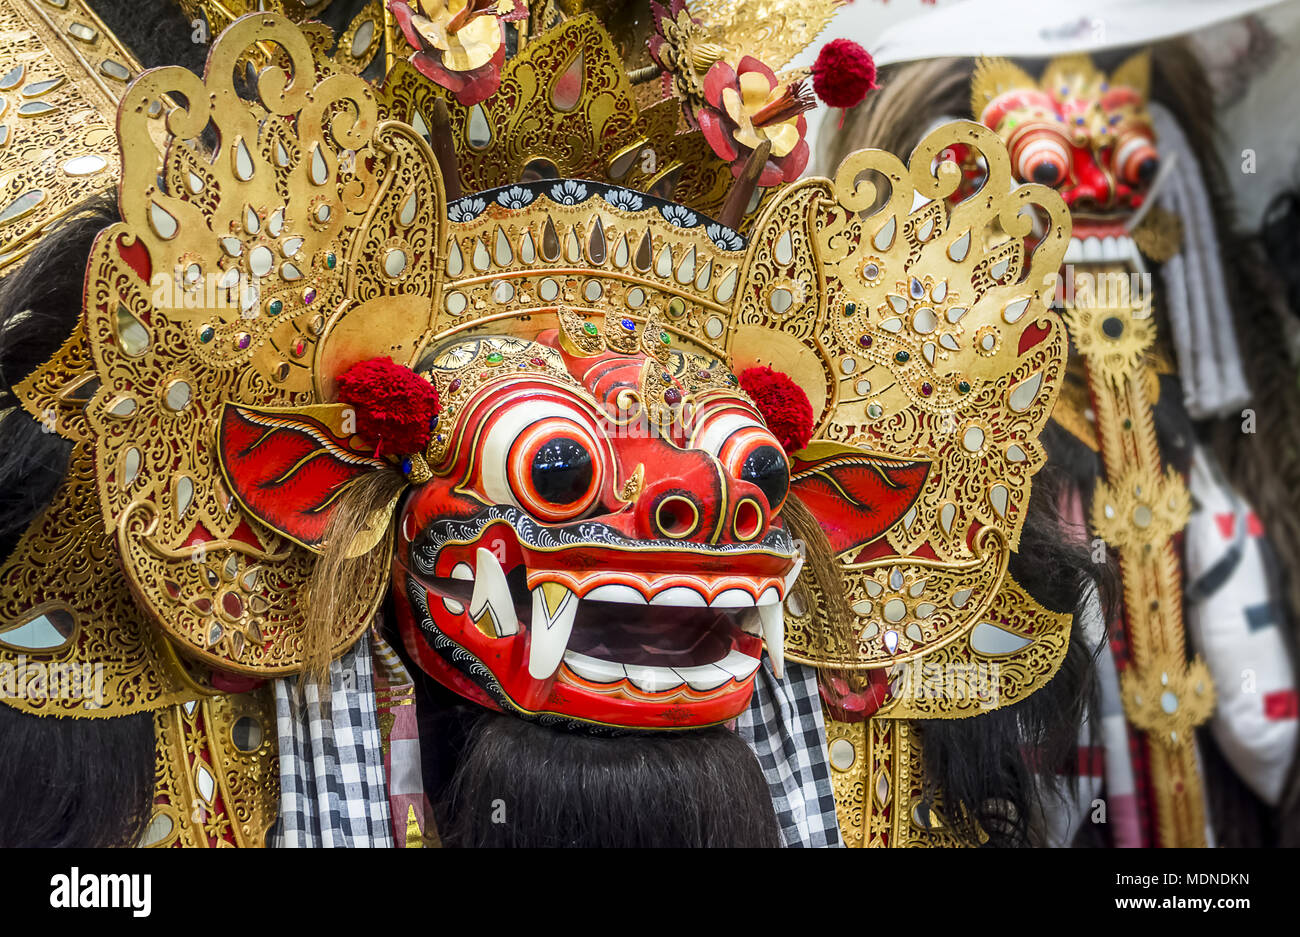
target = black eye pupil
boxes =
[530,436,593,505]
[1031,161,1062,185]
[1136,156,1158,184]
[743,445,789,510]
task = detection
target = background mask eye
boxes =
[1012,131,1070,188]
[1114,131,1159,187]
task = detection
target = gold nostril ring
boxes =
[654,495,700,540]
[732,497,763,542]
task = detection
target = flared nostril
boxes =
[653,494,701,540]
[732,497,764,542]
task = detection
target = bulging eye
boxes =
[1114,131,1159,187]
[739,443,790,513]
[1013,131,1070,188]
[522,439,595,512]
[480,400,606,522]
[696,411,790,513]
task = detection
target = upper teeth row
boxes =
[451,563,790,609]
[450,548,787,684]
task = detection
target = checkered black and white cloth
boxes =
[270,635,393,847]
[736,658,844,847]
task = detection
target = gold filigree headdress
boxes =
[733,122,1074,716]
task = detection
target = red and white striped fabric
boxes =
[1185,445,1298,805]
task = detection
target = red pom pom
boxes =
[811,39,877,109]
[336,356,440,458]
[739,365,814,454]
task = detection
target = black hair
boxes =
[435,707,782,847]
[404,653,781,848]
[0,199,119,554]
[918,450,1113,847]
[0,196,158,847]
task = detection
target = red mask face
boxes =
[974,54,1159,240]
[390,330,803,730]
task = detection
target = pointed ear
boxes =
[1110,50,1151,98]
[970,56,1038,116]
[217,402,391,552]
[789,441,930,555]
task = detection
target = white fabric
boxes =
[866,0,1289,66]
[1149,103,1252,418]
[1185,445,1299,805]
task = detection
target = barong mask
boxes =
[971,52,1158,244]
[4,9,1072,736]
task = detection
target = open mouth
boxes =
[417,542,793,700]
[562,600,764,695]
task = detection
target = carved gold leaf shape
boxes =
[734,120,1070,670]
[25,13,446,674]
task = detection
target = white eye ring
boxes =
[1017,137,1069,184]
[692,411,765,457]
[479,398,605,515]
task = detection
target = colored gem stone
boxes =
[920,382,933,396]
[895,350,909,363]
[864,263,879,279]
[582,322,598,336]
[402,458,412,474]
[530,356,545,366]
[448,379,462,392]
[858,335,872,348]
[486,352,504,365]
[267,299,283,316]
[659,331,671,345]
[621,318,635,331]
[958,380,971,394]
[663,388,682,405]
[844,302,857,317]
[303,287,316,304]
[292,339,306,357]
[697,370,711,380]
[430,415,439,428]
[661,371,672,382]
[325,253,336,269]
[236,333,251,350]
[199,325,214,343]
[867,403,883,418]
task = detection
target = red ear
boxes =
[217,403,389,551]
[790,442,930,554]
